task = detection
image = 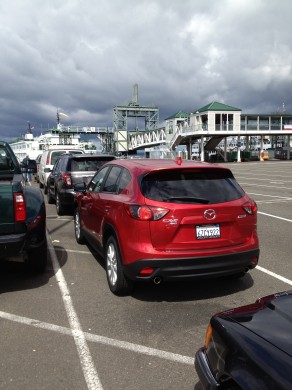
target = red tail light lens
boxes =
[242,200,257,215]
[14,193,26,222]
[126,205,169,221]
[62,173,72,187]
[139,268,155,276]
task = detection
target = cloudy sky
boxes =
[1,0,292,140]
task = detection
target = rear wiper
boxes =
[164,196,209,204]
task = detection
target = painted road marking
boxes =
[258,211,292,223]
[1,262,291,368]
[48,233,103,390]
[240,182,292,190]
[256,266,292,286]
[249,193,292,200]
[0,310,194,366]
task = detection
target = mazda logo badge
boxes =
[204,209,216,220]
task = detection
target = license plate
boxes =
[196,224,220,239]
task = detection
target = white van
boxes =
[39,149,84,193]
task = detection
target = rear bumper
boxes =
[195,348,220,390]
[123,249,259,282]
[0,218,46,259]
[0,233,26,258]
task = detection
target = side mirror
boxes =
[44,167,52,173]
[74,182,87,193]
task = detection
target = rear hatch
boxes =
[141,167,256,251]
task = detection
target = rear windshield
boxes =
[140,168,245,204]
[70,157,114,172]
[51,151,83,165]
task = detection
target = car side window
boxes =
[52,158,63,173]
[88,167,109,193]
[102,167,122,193]
[117,168,131,194]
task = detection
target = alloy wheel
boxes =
[107,242,118,287]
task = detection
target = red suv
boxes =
[74,159,259,295]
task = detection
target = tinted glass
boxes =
[88,167,109,192]
[0,146,14,171]
[117,169,131,194]
[51,152,67,165]
[70,157,111,172]
[140,168,245,204]
[103,167,122,193]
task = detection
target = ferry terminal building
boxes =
[162,101,292,161]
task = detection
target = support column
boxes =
[237,135,241,163]
[200,135,205,162]
[188,140,192,160]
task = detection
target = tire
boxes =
[105,236,134,296]
[47,188,54,204]
[39,180,44,189]
[74,208,85,244]
[25,239,48,273]
[44,184,48,194]
[56,193,65,216]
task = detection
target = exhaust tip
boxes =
[153,276,162,285]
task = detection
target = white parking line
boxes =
[258,211,292,223]
[47,232,103,390]
[256,266,292,286]
[0,310,194,366]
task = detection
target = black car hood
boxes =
[222,291,292,356]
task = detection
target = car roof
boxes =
[57,154,115,160]
[104,158,231,175]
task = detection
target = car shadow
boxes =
[130,273,254,302]
[0,244,68,294]
[87,242,255,302]
[0,259,53,294]
[194,381,203,390]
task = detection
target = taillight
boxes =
[62,173,72,187]
[126,205,169,221]
[242,200,257,215]
[14,193,26,222]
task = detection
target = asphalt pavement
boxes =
[1,160,292,390]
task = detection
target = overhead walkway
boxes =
[128,102,292,161]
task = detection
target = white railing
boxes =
[129,128,167,149]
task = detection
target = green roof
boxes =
[165,111,189,120]
[195,101,241,113]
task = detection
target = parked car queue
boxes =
[36,152,292,388]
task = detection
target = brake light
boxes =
[126,205,169,221]
[14,193,26,222]
[62,173,72,187]
[242,200,257,215]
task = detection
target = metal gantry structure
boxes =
[112,84,159,154]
